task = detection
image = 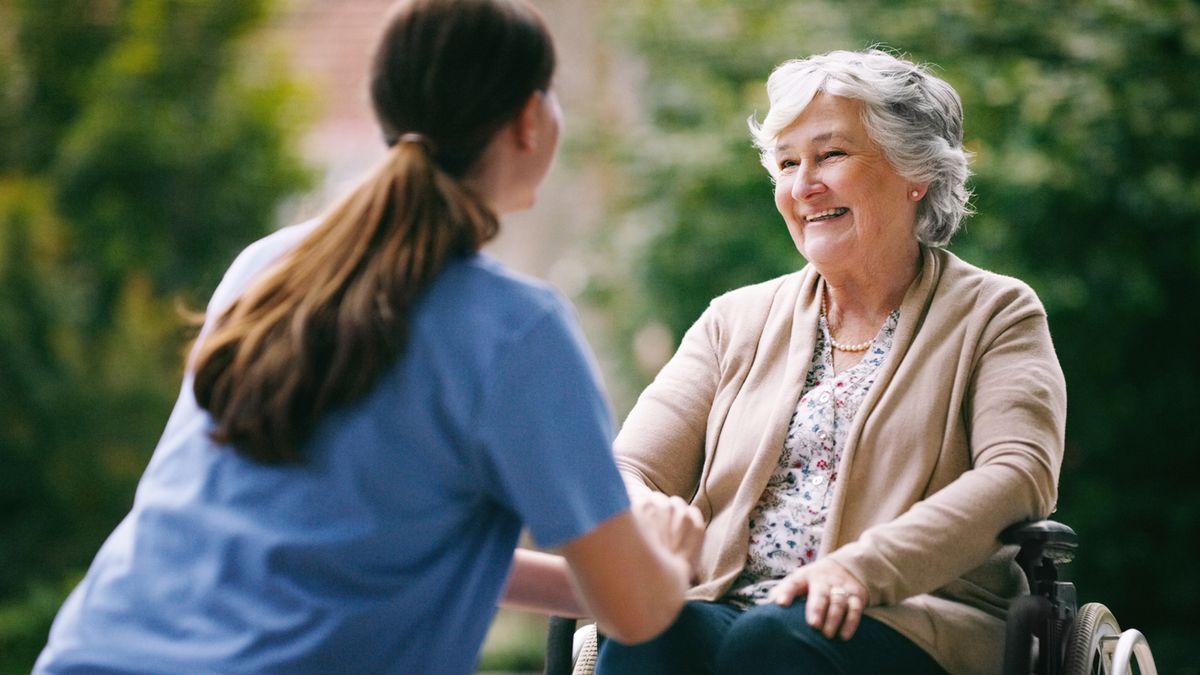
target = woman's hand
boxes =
[630,491,705,579]
[766,558,867,640]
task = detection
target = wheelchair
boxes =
[543,520,1158,675]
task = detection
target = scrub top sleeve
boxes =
[475,301,630,549]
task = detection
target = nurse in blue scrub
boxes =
[34,1,701,672]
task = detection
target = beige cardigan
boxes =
[615,246,1066,675]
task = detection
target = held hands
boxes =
[630,491,705,581]
[766,558,867,641]
[553,491,705,644]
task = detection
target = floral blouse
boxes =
[726,307,900,606]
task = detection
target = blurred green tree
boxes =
[0,0,312,666]
[592,0,1199,670]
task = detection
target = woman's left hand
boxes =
[766,558,867,640]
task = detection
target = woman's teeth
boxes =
[805,208,849,222]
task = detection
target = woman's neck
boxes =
[821,246,922,330]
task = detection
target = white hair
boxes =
[749,49,973,246]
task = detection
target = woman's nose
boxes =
[791,165,825,200]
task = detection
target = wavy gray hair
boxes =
[749,49,973,247]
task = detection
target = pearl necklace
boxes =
[821,293,874,353]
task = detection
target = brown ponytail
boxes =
[190,0,555,463]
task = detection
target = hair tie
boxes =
[397,132,436,154]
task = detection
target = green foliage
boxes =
[595,0,1200,670]
[0,578,78,673]
[476,610,548,672]
[0,0,313,662]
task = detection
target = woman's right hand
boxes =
[630,491,705,580]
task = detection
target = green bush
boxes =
[0,0,313,656]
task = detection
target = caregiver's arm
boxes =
[496,497,700,643]
[501,548,585,618]
[560,496,702,645]
[500,496,703,645]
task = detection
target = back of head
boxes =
[371,0,556,176]
[191,0,556,463]
[749,48,973,246]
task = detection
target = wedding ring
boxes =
[830,586,848,599]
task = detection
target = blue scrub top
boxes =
[35,223,630,674]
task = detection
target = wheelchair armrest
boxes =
[1000,519,1078,565]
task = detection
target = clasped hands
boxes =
[629,490,705,581]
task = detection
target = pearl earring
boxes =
[911,190,920,199]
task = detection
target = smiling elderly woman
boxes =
[595,49,1067,675]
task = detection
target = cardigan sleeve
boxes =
[614,306,723,501]
[827,283,1067,605]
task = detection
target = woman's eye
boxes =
[819,150,846,161]
[778,159,798,171]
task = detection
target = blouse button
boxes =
[811,476,824,485]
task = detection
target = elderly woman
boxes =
[595,49,1066,675]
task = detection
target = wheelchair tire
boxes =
[1062,602,1121,675]
[572,623,599,675]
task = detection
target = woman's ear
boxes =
[512,90,544,152]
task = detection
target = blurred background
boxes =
[1,0,1197,672]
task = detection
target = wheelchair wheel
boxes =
[572,623,599,675]
[1062,603,1121,675]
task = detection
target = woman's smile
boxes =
[804,207,850,223]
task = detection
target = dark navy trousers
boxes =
[595,599,947,675]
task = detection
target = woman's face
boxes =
[772,93,921,275]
